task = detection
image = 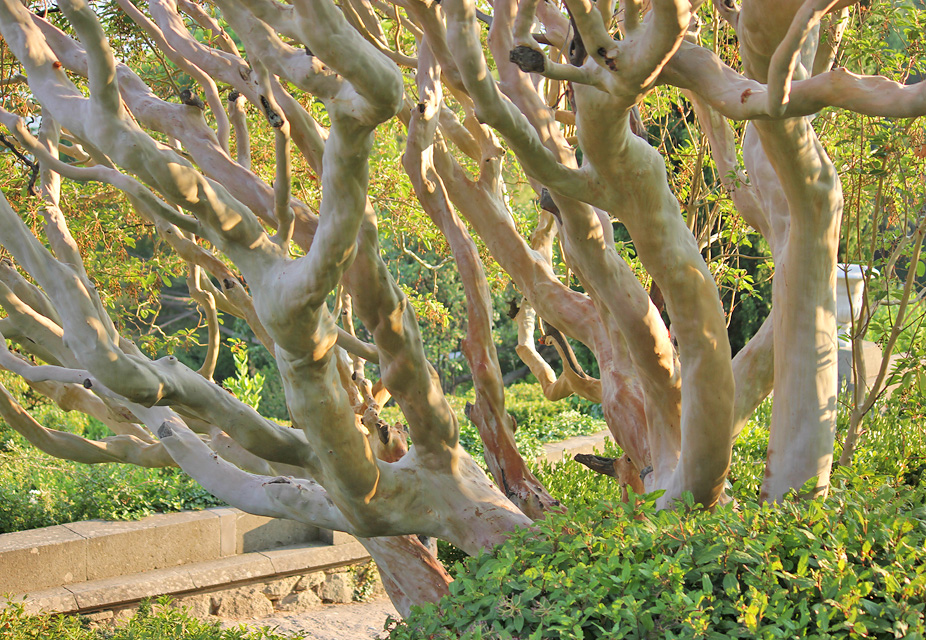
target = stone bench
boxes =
[0,507,367,616]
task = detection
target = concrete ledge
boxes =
[538,429,611,463]
[0,525,88,594]
[260,541,368,574]
[4,539,371,615]
[3,432,614,616]
[3,588,78,616]
[68,569,197,611]
[0,507,339,597]
[189,554,277,590]
[63,510,225,583]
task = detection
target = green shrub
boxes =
[531,439,626,511]
[0,440,224,534]
[0,378,226,534]
[0,597,301,640]
[391,401,926,640]
[458,408,606,468]
[388,469,926,640]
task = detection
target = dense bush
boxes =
[389,471,926,640]
[0,598,297,640]
[0,441,224,534]
[0,392,224,534]
[389,399,926,639]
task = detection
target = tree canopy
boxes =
[0,0,924,614]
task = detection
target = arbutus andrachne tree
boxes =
[0,0,923,614]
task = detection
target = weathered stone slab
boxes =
[261,575,301,599]
[207,507,239,558]
[212,586,273,619]
[173,593,213,618]
[67,568,196,609]
[0,525,87,593]
[0,587,79,615]
[187,553,275,590]
[260,541,370,574]
[64,511,222,581]
[294,571,325,593]
[277,590,322,612]
[319,572,353,603]
[234,512,320,554]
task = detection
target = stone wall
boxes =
[0,507,371,617]
[81,564,385,626]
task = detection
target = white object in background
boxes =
[836,263,879,345]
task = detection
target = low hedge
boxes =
[0,393,224,534]
[0,442,224,534]
[390,399,926,639]
[0,598,297,640]
[388,469,926,639]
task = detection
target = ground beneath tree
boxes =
[221,596,398,639]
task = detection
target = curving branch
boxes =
[766,0,848,116]
[0,382,173,467]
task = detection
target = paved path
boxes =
[223,597,399,639]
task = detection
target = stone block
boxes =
[320,572,353,603]
[0,525,87,593]
[112,608,134,623]
[261,575,301,599]
[174,593,213,618]
[83,610,114,627]
[207,507,239,558]
[367,568,387,598]
[187,553,275,590]
[294,571,325,593]
[235,512,320,554]
[212,586,274,619]
[316,528,356,546]
[1,587,78,615]
[276,590,321,612]
[261,541,370,574]
[67,568,195,610]
[64,511,222,581]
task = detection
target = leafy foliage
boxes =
[223,339,266,412]
[0,390,223,534]
[389,474,926,639]
[389,401,926,639]
[438,383,608,465]
[0,440,224,534]
[0,597,299,640]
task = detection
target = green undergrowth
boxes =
[391,399,926,639]
[0,399,224,534]
[383,382,608,466]
[0,598,297,640]
[0,381,603,534]
[389,470,926,640]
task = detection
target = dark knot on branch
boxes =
[259,96,285,128]
[509,46,545,73]
[180,89,205,110]
[538,188,561,223]
[574,453,617,477]
[157,422,174,439]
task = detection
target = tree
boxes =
[0,0,923,615]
